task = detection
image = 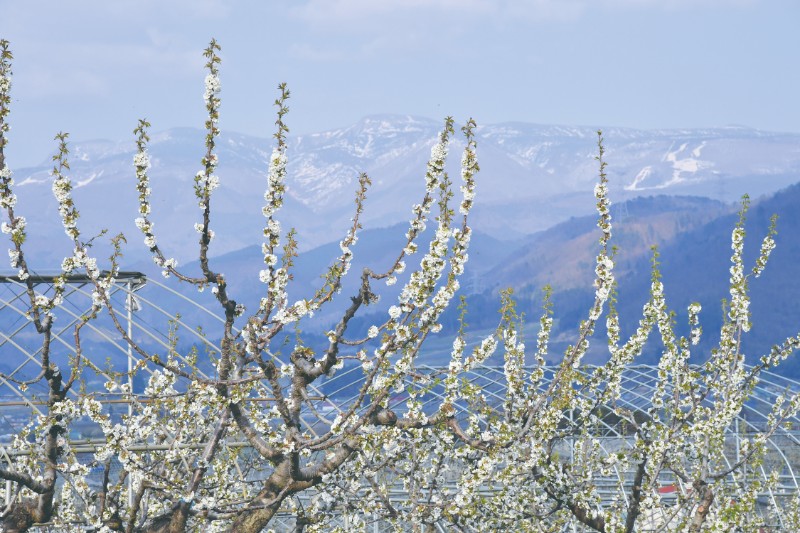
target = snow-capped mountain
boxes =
[7,115,800,268]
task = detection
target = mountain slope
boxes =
[614,183,800,371]
[479,185,800,373]
[8,116,800,268]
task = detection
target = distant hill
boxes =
[479,185,800,375]
[158,223,520,330]
[614,183,800,373]
[483,195,732,293]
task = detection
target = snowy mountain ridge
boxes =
[7,115,800,267]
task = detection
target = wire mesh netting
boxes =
[1,273,799,531]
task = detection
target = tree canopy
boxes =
[0,38,799,533]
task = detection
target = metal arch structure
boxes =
[0,275,798,531]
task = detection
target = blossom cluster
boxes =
[753,214,778,278]
[0,165,15,209]
[0,213,24,246]
[51,148,80,239]
[728,223,750,332]
[258,147,288,303]
[132,122,178,277]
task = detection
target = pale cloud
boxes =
[601,0,756,7]
[12,41,202,100]
[285,0,759,62]
[3,0,219,102]
[500,0,586,22]
[288,43,347,62]
[4,0,230,36]
[292,0,755,30]
[288,0,585,60]
[292,0,585,29]
[293,0,494,25]
[90,0,231,22]
[18,66,109,100]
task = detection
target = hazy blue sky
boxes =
[2,0,799,166]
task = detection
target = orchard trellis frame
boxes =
[0,276,798,532]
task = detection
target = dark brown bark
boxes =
[0,364,68,532]
[137,505,191,533]
[624,459,648,532]
[226,461,296,533]
[1,499,38,533]
[688,480,714,532]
